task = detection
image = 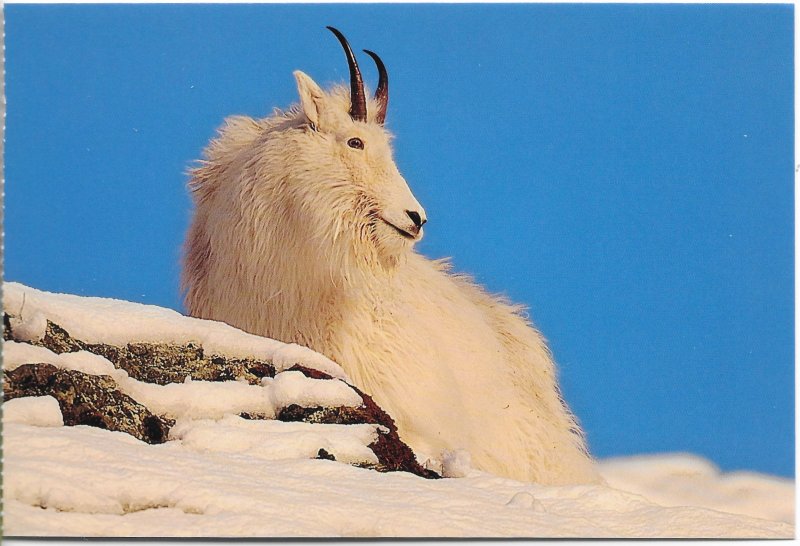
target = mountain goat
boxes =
[183,27,599,484]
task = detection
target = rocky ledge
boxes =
[3,292,438,479]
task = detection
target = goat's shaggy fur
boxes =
[183,71,599,484]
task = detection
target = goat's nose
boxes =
[406,210,426,229]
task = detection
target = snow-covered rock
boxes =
[3,282,432,477]
[4,282,345,379]
[2,282,794,538]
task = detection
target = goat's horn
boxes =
[363,49,388,125]
[326,26,367,123]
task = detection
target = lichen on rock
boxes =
[3,311,437,479]
[4,363,173,444]
[6,318,276,386]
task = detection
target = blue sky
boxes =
[5,4,794,477]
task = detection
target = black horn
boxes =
[326,26,368,123]
[363,49,388,125]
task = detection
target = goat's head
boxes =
[281,27,426,269]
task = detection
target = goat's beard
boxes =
[367,218,414,271]
[339,198,414,273]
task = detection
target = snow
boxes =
[7,310,47,343]
[3,396,63,427]
[441,448,472,478]
[599,453,795,525]
[266,370,362,411]
[3,422,792,538]
[171,415,383,466]
[3,282,346,379]
[2,282,794,538]
[505,491,545,511]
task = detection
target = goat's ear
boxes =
[294,71,325,130]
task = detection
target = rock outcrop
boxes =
[4,307,438,479]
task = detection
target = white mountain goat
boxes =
[183,27,599,484]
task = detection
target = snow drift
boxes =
[2,282,793,538]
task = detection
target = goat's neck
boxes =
[272,252,401,355]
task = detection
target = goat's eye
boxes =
[347,137,364,150]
